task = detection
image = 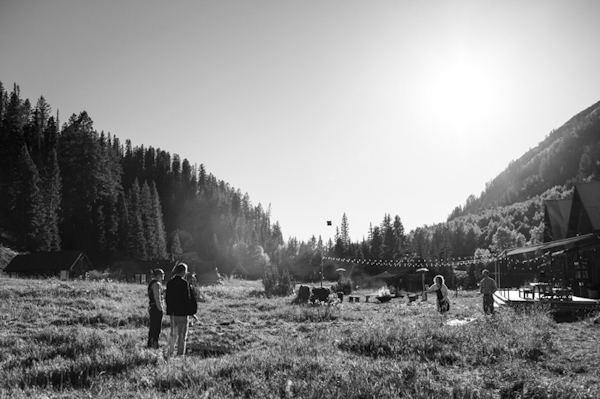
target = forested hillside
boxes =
[456,100,600,216]
[407,100,600,262]
[0,82,281,276]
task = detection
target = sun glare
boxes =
[425,61,496,137]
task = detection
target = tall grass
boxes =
[1,275,599,398]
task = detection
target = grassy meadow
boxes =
[1,276,600,398]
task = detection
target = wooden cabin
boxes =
[4,251,93,280]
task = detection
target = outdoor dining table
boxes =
[528,282,551,299]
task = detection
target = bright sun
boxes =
[426,60,496,137]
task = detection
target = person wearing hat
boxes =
[166,262,197,356]
[479,269,497,315]
[147,268,166,348]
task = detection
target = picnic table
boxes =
[520,282,551,299]
[530,282,551,299]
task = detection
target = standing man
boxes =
[147,268,165,348]
[479,269,498,315]
[166,263,197,357]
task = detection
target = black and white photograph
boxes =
[1,1,600,397]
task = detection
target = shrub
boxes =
[262,265,295,297]
[331,276,353,295]
[86,269,122,281]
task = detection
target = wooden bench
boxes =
[348,295,360,303]
[364,294,375,302]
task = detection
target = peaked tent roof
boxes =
[544,199,572,242]
[4,251,92,273]
[568,181,600,236]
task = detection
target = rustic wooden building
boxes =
[504,181,600,298]
[3,251,93,280]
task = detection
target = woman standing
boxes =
[426,275,450,314]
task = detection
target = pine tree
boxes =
[340,213,350,254]
[0,85,27,243]
[370,226,383,261]
[151,182,168,260]
[58,112,102,251]
[39,149,62,251]
[98,132,122,260]
[334,227,344,257]
[140,181,156,258]
[127,179,147,260]
[14,144,45,251]
[392,215,406,260]
[27,96,52,168]
[381,214,394,260]
[170,230,183,260]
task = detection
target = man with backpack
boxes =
[166,263,198,357]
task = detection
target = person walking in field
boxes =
[426,275,450,314]
[166,263,197,357]
[479,269,497,315]
[147,268,165,348]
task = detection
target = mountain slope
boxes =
[454,100,600,219]
[406,100,600,262]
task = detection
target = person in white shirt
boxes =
[426,275,450,314]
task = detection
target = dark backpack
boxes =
[186,283,198,315]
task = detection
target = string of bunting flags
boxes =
[323,246,599,268]
[322,255,499,268]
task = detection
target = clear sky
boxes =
[2,1,600,243]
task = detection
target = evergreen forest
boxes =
[0,82,281,277]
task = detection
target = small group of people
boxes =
[425,269,498,316]
[147,262,198,357]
